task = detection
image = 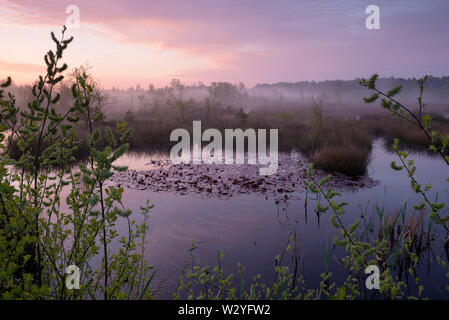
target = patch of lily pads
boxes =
[109,153,379,205]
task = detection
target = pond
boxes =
[107,139,449,299]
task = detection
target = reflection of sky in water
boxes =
[113,145,280,173]
[104,139,448,298]
[112,151,171,171]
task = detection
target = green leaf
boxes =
[367,74,378,89]
[319,175,332,186]
[364,93,379,103]
[316,203,329,214]
[307,163,314,179]
[390,161,403,171]
[387,85,402,97]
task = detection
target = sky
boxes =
[1,0,448,89]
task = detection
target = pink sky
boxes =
[1,0,448,89]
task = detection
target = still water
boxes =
[111,139,449,299]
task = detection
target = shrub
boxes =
[0,27,155,300]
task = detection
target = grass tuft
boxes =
[312,145,370,177]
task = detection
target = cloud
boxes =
[2,0,449,85]
[0,59,44,73]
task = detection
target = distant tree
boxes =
[69,63,106,123]
[311,94,326,129]
[169,79,192,123]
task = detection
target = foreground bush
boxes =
[0,27,154,299]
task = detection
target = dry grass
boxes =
[363,112,449,151]
[312,145,370,177]
[8,101,444,177]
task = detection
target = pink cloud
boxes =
[0,59,44,73]
[2,0,448,86]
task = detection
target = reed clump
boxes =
[311,145,370,177]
